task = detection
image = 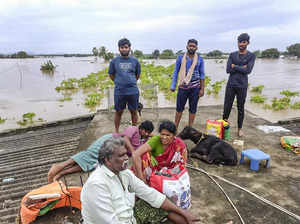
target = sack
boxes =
[150,165,191,209]
[206,120,224,138]
[280,136,300,154]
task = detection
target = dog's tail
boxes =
[137,102,143,116]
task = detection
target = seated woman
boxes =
[132,120,187,183]
[48,120,154,182]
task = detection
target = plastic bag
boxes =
[280,136,300,154]
[150,165,191,209]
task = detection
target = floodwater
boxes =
[0,57,299,132]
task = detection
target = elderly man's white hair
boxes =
[98,137,124,165]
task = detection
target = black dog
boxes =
[137,102,143,116]
[178,126,237,166]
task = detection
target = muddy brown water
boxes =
[1,57,300,132]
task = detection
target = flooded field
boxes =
[0,57,299,131]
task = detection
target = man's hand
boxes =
[183,210,200,224]
[199,89,204,97]
[231,64,235,68]
[170,88,175,92]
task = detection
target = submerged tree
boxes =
[40,60,56,72]
[99,46,107,58]
[92,47,99,59]
[152,49,160,59]
[104,52,114,62]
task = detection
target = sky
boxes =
[0,0,300,54]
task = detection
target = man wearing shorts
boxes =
[170,39,205,128]
[109,38,141,133]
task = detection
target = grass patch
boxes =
[41,60,56,72]
[250,95,266,103]
[280,90,299,97]
[207,80,225,95]
[251,85,264,94]
[59,96,73,102]
[84,92,104,107]
[291,102,300,109]
[17,112,36,126]
[271,97,291,111]
[0,117,6,124]
[263,104,273,110]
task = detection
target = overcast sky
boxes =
[1,0,300,54]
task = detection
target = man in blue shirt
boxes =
[170,39,205,128]
[223,33,256,137]
[109,38,141,133]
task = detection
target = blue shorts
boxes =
[176,87,200,114]
[114,94,139,111]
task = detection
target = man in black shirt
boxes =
[223,33,256,137]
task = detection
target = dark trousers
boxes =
[223,86,247,129]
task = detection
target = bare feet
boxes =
[238,129,244,137]
[48,164,61,183]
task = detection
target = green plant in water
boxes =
[141,88,156,100]
[59,96,73,102]
[250,95,266,103]
[207,80,225,95]
[271,97,291,111]
[84,92,104,107]
[291,102,300,109]
[280,90,299,97]
[251,85,264,94]
[17,112,36,126]
[263,104,272,110]
[205,76,211,86]
[41,60,56,71]
[0,117,6,124]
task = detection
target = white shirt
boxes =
[81,165,166,224]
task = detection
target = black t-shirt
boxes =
[226,51,256,88]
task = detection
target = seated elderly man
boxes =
[81,137,199,224]
[48,120,154,182]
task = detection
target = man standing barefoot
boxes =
[109,38,141,133]
[170,39,205,129]
[223,33,256,137]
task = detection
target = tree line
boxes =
[92,43,300,60]
[1,43,300,60]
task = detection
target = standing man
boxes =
[81,137,199,224]
[109,38,141,133]
[170,39,205,129]
[223,33,256,137]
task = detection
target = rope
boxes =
[186,164,300,222]
[187,164,245,224]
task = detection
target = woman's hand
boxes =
[132,144,152,181]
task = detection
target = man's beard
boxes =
[120,51,130,56]
[239,46,247,51]
[188,49,196,55]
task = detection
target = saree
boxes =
[141,136,187,180]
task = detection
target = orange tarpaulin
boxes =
[20,181,81,224]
